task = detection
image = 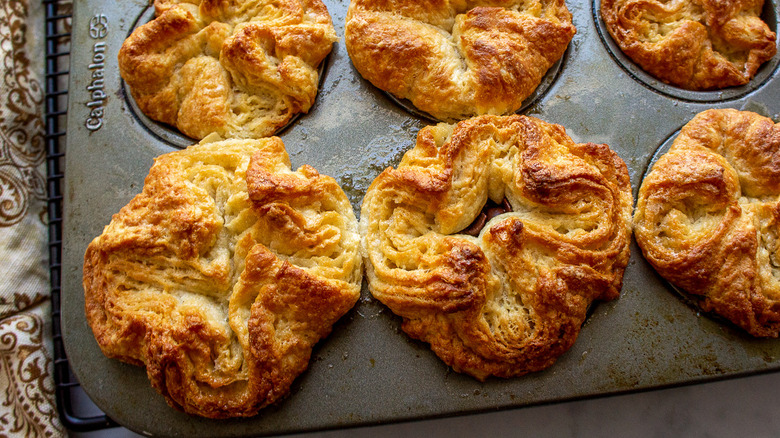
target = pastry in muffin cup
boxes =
[83,137,362,418]
[119,0,337,140]
[635,109,780,337]
[345,0,576,121]
[601,0,777,90]
[360,114,633,380]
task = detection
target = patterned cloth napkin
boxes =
[0,0,66,436]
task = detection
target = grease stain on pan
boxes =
[331,119,422,208]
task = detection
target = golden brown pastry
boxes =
[601,0,777,90]
[634,109,780,337]
[344,0,576,121]
[118,0,336,140]
[83,137,362,418]
[360,115,633,380]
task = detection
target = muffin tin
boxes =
[61,0,780,436]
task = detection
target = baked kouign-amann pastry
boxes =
[360,115,633,380]
[83,138,362,418]
[345,0,576,121]
[634,109,780,337]
[118,0,337,140]
[601,0,777,90]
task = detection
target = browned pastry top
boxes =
[359,115,633,380]
[83,138,362,418]
[118,0,336,140]
[601,0,777,90]
[634,109,780,337]
[345,0,576,121]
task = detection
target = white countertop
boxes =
[73,371,780,438]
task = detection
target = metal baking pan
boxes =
[61,0,780,436]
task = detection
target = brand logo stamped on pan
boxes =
[85,14,108,132]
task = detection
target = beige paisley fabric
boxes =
[0,307,61,436]
[0,0,66,436]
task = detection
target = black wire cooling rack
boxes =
[44,0,118,431]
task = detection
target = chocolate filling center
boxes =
[461,198,512,236]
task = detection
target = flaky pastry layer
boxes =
[635,109,780,337]
[83,138,361,418]
[119,0,336,140]
[345,0,576,121]
[601,0,777,90]
[360,115,633,380]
